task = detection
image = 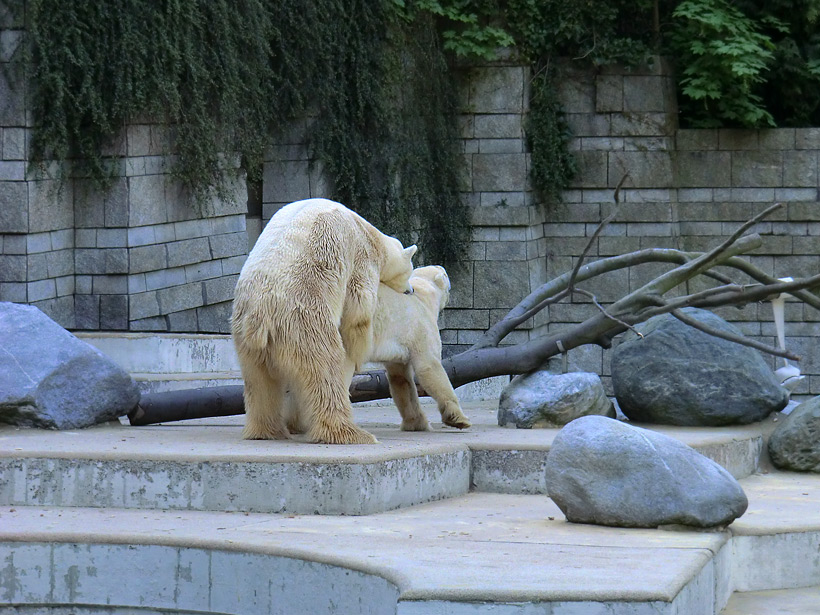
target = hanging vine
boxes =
[19,0,469,266]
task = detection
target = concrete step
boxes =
[721,586,820,614]
[0,404,768,515]
[132,371,244,394]
[3,473,820,615]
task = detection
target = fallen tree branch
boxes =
[573,288,643,338]
[129,201,820,426]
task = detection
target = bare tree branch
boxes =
[131,202,820,425]
[721,256,820,311]
[699,203,783,267]
[635,274,820,321]
[473,248,714,349]
[669,308,800,361]
[566,173,629,296]
[573,288,643,338]
[485,175,630,343]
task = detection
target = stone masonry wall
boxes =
[0,4,247,334]
[0,8,78,326]
[4,10,820,400]
[261,59,548,358]
[543,58,820,399]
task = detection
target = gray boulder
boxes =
[545,415,748,528]
[0,302,140,429]
[612,308,788,426]
[498,371,614,428]
[769,396,820,472]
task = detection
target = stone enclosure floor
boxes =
[1,401,819,614]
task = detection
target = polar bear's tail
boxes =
[231,276,275,353]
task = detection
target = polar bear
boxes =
[231,198,416,445]
[286,266,471,434]
[370,265,472,431]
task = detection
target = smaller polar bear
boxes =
[371,265,472,431]
[287,266,471,433]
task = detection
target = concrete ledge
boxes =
[0,405,770,514]
[0,441,470,515]
[721,585,820,615]
[0,495,730,612]
[728,473,820,592]
[0,409,768,514]
[0,453,470,515]
[0,541,399,615]
[2,475,820,613]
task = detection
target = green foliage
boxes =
[669,0,778,127]
[23,0,468,266]
[310,1,469,266]
[410,0,513,59]
[503,0,654,207]
[26,0,279,199]
[504,0,655,67]
[527,70,577,207]
[733,0,820,126]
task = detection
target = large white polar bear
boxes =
[231,198,416,444]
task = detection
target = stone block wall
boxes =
[260,60,549,358]
[0,8,77,326]
[70,142,247,333]
[542,58,820,398]
[441,62,547,356]
[0,5,247,334]
[5,12,820,399]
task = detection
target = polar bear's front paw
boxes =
[440,402,471,430]
[309,423,378,445]
[401,414,431,431]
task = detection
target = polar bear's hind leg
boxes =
[299,353,378,445]
[240,355,290,440]
[414,360,471,429]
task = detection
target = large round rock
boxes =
[612,308,788,426]
[0,302,140,429]
[545,415,748,528]
[498,371,614,428]
[769,396,820,472]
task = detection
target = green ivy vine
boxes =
[19,0,469,266]
[22,0,815,261]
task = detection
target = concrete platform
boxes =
[2,472,820,614]
[721,586,820,614]
[0,403,766,515]
[2,397,819,614]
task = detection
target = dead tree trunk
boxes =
[130,202,820,426]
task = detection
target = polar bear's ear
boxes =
[403,245,417,259]
[434,269,450,291]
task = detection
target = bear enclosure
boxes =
[3,4,820,399]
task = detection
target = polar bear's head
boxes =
[380,236,417,294]
[409,265,451,313]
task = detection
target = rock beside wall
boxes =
[0,302,140,428]
[612,308,788,426]
[769,396,820,472]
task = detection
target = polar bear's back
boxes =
[232,199,373,352]
[240,199,366,286]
